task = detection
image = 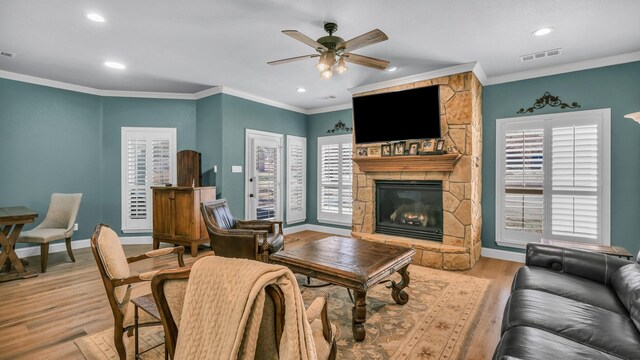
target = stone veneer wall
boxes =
[351,71,483,270]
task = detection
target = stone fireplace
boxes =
[351,71,482,270]
[376,180,443,241]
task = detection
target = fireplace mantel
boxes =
[352,154,461,172]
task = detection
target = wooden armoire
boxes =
[152,150,214,257]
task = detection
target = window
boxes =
[496,109,610,248]
[317,134,353,225]
[286,135,306,224]
[121,127,176,232]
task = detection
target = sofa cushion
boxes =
[611,263,640,330]
[494,326,622,360]
[512,266,626,314]
[502,289,640,359]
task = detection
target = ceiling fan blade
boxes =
[282,30,328,51]
[267,54,319,65]
[344,53,390,70]
[339,29,388,52]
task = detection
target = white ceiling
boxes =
[1,0,639,111]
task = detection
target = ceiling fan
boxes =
[268,22,390,79]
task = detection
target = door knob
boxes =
[249,194,254,198]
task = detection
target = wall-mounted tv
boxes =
[352,85,441,144]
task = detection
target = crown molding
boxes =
[348,62,485,95]
[0,69,103,95]
[306,102,352,115]
[98,89,197,100]
[220,86,308,114]
[193,87,223,99]
[485,50,640,85]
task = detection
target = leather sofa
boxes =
[494,243,640,360]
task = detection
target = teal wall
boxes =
[100,97,197,235]
[0,77,198,244]
[0,78,102,244]
[482,61,640,256]
[196,94,222,191]
[220,94,307,222]
[306,109,353,229]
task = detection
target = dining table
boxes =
[0,206,39,282]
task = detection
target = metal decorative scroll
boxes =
[516,92,581,114]
[327,120,353,133]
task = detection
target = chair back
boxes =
[152,266,284,360]
[201,199,236,231]
[39,193,82,233]
[90,224,132,321]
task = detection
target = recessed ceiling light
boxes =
[386,66,398,72]
[104,61,125,70]
[296,87,306,93]
[86,13,106,23]
[532,27,554,36]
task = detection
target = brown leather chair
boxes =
[200,199,284,262]
[151,266,337,360]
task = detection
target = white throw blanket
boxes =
[174,256,318,360]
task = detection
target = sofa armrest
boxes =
[526,243,632,285]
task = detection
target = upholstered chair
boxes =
[151,265,337,360]
[90,224,186,360]
[200,199,284,262]
[17,193,82,272]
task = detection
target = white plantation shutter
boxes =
[121,128,176,232]
[286,136,307,224]
[496,109,610,248]
[318,134,352,225]
[504,129,544,234]
[551,123,599,240]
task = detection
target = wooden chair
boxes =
[200,199,284,262]
[151,266,337,360]
[17,193,82,272]
[90,224,186,360]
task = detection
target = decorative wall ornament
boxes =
[326,120,353,133]
[516,91,581,114]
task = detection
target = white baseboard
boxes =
[283,223,351,237]
[481,247,525,263]
[15,236,154,258]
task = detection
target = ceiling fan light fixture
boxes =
[316,51,336,72]
[320,69,334,79]
[336,57,348,74]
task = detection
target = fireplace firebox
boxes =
[375,180,443,241]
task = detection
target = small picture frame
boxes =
[381,144,392,157]
[393,142,405,156]
[436,139,445,152]
[368,146,381,157]
[356,146,368,157]
[420,139,436,153]
[408,142,420,156]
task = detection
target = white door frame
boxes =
[245,129,284,220]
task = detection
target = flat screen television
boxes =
[352,85,441,144]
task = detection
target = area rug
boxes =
[75,265,489,360]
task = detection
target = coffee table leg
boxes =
[391,264,410,305]
[351,290,367,341]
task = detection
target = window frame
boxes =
[286,135,307,225]
[121,127,177,233]
[495,109,610,249]
[317,134,353,226]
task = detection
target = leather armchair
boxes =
[200,199,284,262]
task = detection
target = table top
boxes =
[0,206,38,225]
[541,238,633,258]
[270,236,415,286]
[131,293,160,320]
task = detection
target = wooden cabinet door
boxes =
[153,189,174,237]
[173,189,195,239]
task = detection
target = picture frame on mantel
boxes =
[408,142,420,155]
[420,139,435,153]
[381,144,392,157]
[393,142,405,156]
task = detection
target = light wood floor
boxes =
[0,231,521,360]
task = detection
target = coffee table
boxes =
[269,236,415,341]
